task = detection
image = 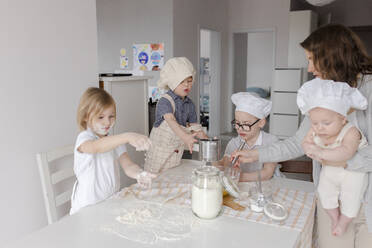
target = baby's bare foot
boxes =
[330,218,338,230]
[325,208,339,230]
[332,215,352,236]
[332,223,346,236]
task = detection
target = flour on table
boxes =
[101,202,197,244]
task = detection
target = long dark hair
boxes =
[300,24,372,87]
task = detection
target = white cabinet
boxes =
[99,76,150,186]
[270,68,302,140]
[270,10,317,140]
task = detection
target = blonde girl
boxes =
[70,87,155,214]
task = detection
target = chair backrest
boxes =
[36,145,75,224]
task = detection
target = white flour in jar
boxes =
[192,183,222,219]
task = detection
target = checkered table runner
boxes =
[119,180,316,248]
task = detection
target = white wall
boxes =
[228,0,290,68]
[173,0,229,132]
[246,32,274,90]
[96,0,173,87]
[0,0,98,244]
[227,0,290,131]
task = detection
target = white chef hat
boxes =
[231,92,272,119]
[157,57,196,91]
[297,78,367,116]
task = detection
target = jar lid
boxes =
[263,202,288,221]
[221,175,240,198]
[193,165,220,176]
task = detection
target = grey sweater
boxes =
[258,74,372,232]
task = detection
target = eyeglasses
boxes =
[231,119,260,131]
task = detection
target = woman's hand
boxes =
[125,132,151,151]
[230,149,259,166]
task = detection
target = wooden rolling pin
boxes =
[223,194,246,211]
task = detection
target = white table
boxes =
[6,160,315,248]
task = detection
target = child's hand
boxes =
[302,141,323,161]
[183,133,198,153]
[125,133,151,151]
[136,170,157,188]
[194,131,208,139]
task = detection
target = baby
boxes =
[298,78,368,236]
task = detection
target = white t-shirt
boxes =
[70,128,127,214]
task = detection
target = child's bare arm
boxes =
[78,132,150,154]
[319,127,361,162]
[119,152,157,187]
[164,113,197,152]
[119,152,142,178]
[239,162,276,182]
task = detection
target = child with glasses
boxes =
[219,92,281,182]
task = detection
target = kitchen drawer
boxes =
[269,114,300,137]
[271,92,299,114]
[272,69,302,92]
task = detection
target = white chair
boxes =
[36,145,75,224]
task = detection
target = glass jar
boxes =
[191,166,223,219]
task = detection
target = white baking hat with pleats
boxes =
[231,92,272,119]
[297,78,367,116]
[157,57,195,90]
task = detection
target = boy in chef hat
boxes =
[220,92,281,182]
[144,57,207,173]
[298,78,368,236]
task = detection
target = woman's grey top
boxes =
[258,74,372,232]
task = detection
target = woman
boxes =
[232,24,372,247]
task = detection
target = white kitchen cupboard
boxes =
[99,76,151,186]
[269,68,302,140]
